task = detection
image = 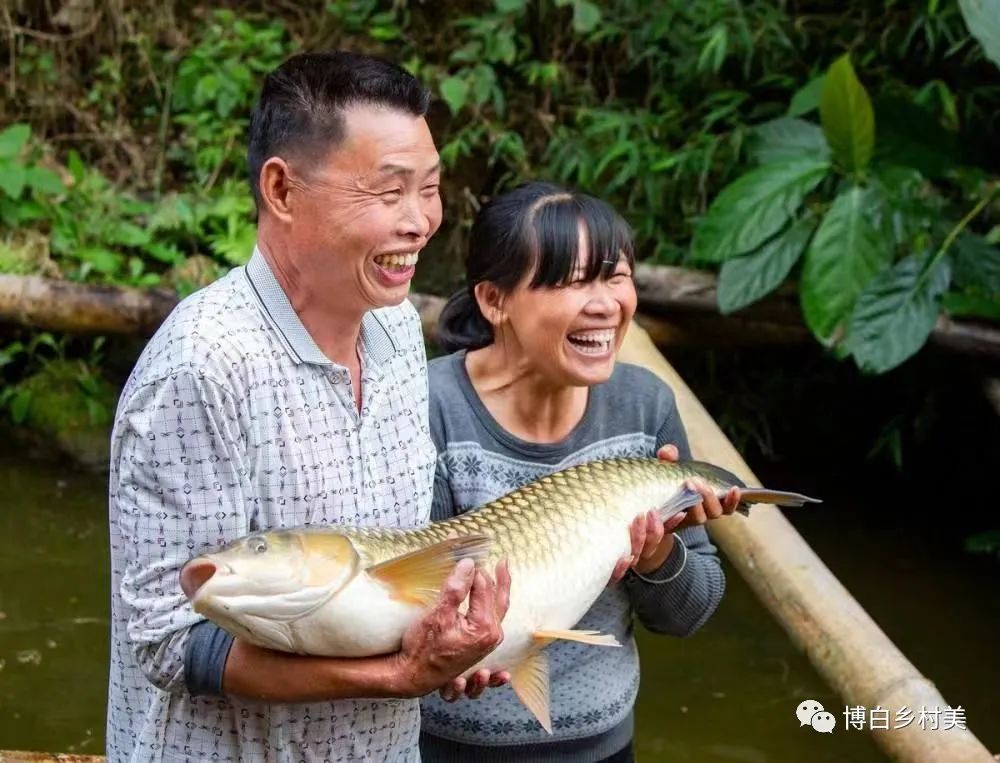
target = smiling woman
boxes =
[422,182,740,762]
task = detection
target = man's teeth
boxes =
[567,329,616,354]
[375,252,419,270]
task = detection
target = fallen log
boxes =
[618,320,995,762]
[0,275,177,335]
[634,262,1000,360]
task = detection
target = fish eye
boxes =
[248,537,268,554]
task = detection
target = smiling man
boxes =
[106,52,509,763]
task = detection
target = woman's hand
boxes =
[608,444,741,583]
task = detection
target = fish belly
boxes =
[470,513,632,674]
[289,573,422,657]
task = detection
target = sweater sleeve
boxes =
[623,396,727,637]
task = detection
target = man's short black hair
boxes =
[247,51,431,210]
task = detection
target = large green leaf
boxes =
[847,254,950,373]
[748,118,830,165]
[691,159,829,263]
[0,123,30,160]
[959,0,1000,71]
[801,186,890,342]
[942,291,1000,320]
[718,216,817,314]
[951,233,1000,294]
[788,75,825,118]
[0,163,26,199]
[439,76,469,116]
[820,55,875,175]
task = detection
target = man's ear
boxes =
[258,157,296,223]
[473,282,507,327]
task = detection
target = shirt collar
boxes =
[244,246,398,368]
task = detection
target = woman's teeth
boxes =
[567,328,616,355]
[375,252,419,271]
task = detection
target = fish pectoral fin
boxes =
[367,534,492,608]
[510,651,552,734]
[532,629,622,648]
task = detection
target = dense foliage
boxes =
[1,0,999,439]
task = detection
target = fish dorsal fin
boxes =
[367,534,492,608]
[532,629,622,648]
[510,650,552,734]
[685,460,747,489]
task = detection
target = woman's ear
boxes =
[473,282,507,327]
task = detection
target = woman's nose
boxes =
[584,286,620,315]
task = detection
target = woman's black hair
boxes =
[437,182,635,352]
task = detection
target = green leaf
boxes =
[439,76,470,116]
[788,76,825,117]
[572,0,602,33]
[691,159,829,263]
[951,233,1000,294]
[820,55,875,174]
[958,0,1000,71]
[10,388,32,424]
[718,216,818,314]
[749,118,830,165]
[965,530,1000,557]
[801,186,890,343]
[79,246,124,275]
[0,164,26,199]
[25,166,64,195]
[495,0,526,11]
[846,254,950,373]
[0,124,30,160]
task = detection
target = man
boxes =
[107,51,510,762]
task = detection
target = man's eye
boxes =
[380,189,403,201]
[421,184,440,196]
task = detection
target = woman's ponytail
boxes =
[436,288,494,352]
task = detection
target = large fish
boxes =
[181,457,819,731]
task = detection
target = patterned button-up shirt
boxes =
[106,248,436,762]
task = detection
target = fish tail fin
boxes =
[737,489,822,515]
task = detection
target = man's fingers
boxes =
[466,567,496,625]
[656,444,679,462]
[488,670,511,688]
[443,676,466,702]
[465,669,490,698]
[722,487,741,513]
[437,558,476,612]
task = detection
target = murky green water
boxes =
[1,442,996,760]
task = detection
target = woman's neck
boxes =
[465,344,588,444]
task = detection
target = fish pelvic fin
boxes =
[737,489,822,514]
[532,629,622,648]
[367,534,492,608]
[511,650,552,734]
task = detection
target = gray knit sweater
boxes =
[419,352,726,763]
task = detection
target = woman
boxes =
[420,182,740,762]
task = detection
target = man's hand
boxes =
[393,557,511,700]
[608,443,741,583]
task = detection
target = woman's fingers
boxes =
[642,511,664,557]
[656,444,679,462]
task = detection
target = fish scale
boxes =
[185,456,819,733]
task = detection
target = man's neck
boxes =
[258,240,365,367]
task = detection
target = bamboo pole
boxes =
[618,320,995,762]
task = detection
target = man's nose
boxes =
[180,558,217,599]
[396,198,433,240]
